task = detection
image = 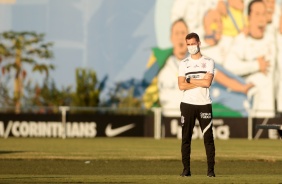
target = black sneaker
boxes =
[207,171,215,177]
[180,170,191,177]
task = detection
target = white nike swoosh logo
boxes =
[105,123,135,137]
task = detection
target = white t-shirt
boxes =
[178,55,215,105]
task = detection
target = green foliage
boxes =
[72,68,100,107]
[0,76,14,109]
[0,31,54,69]
[104,80,144,114]
[39,80,72,107]
[0,31,55,112]
[117,87,142,108]
[23,79,72,108]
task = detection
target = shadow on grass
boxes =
[0,151,25,155]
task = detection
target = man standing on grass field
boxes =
[178,32,216,177]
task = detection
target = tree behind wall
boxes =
[0,31,54,113]
[72,68,100,107]
[0,75,14,109]
[23,79,72,113]
[106,79,144,114]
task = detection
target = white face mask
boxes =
[187,45,199,55]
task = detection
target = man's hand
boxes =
[189,72,214,88]
[242,83,255,94]
[257,56,270,75]
[203,72,214,80]
[178,76,198,91]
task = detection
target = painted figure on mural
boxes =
[224,0,275,117]
[171,0,219,48]
[276,0,282,112]
[157,19,189,117]
[256,0,282,114]
[142,19,189,115]
[202,0,247,65]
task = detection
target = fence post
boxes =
[248,109,253,140]
[59,106,70,139]
[152,107,162,139]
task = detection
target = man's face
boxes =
[186,38,199,47]
[249,2,267,39]
[263,0,275,23]
[171,21,188,55]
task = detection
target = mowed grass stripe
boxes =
[0,159,281,175]
[0,138,281,161]
[0,160,281,184]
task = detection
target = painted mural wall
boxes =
[0,0,282,118]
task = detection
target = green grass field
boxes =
[0,138,281,184]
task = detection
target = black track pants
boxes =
[180,102,215,172]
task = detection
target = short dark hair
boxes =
[185,32,200,42]
[248,0,263,16]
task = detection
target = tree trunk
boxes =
[14,48,22,114]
